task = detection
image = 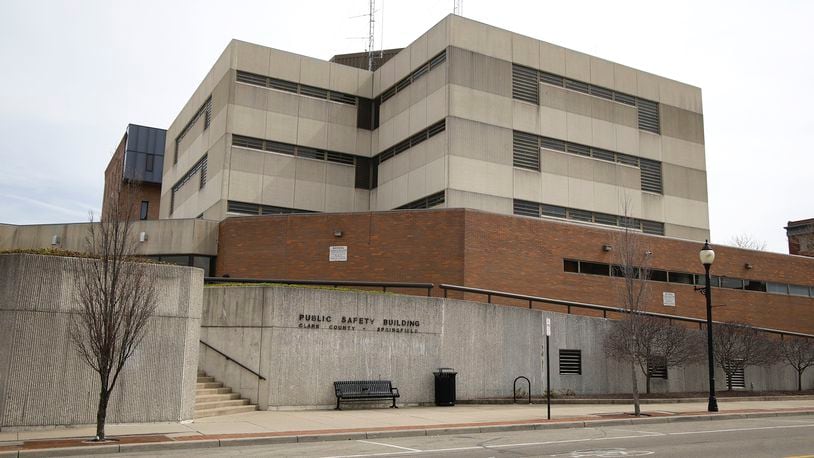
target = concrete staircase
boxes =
[195,370,257,418]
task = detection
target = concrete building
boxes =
[163,15,709,241]
[103,124,166,221]
[786,218,814,257]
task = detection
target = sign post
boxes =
[545,317,551,420]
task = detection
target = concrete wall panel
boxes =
[0,254,202,428]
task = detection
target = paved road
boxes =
[106,415,814,457]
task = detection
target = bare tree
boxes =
[70,182,158,441]
[602,206,653,416]
[730,234,767,251]
[779,337,814,391]
[712,322,778,391]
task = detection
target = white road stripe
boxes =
[322,422,814,458]
[358,440,422,452]
[667,423,814,435]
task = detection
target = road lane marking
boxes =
[602,429,666,437]
[322,422,814,458]
[358,440,422,452]
[667,424,814,436]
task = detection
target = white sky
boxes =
[1,0,812,253]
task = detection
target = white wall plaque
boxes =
[329,246,348,262]
[545,317,551,336]
[663,292,676,307]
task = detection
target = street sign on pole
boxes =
[544,317,551,420]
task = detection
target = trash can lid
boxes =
[435,367,456,373]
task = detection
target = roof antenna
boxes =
[454,0,463,15]
[367,0,376,71]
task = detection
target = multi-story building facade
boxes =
[162,15,709,241]
[103,124,166,221]
[787,218,814,257]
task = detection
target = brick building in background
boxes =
[102,124,166,221]
[787,218,814,257]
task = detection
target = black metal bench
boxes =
[333,380,400,410]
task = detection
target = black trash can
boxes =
[433,368,457,406]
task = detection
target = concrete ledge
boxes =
[0,451,19,458]
[219,436,297,447]
[426,426,483,436]
[296,432,367,442]
[18,444,120,457]
[479,424,534,433]
[365,429,427,439]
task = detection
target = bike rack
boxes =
[513,376,531,404]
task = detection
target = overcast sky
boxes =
[1,0,811,253]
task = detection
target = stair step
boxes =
[194,405,257,418]
[197,382,223,389]
[197,370,206,376]
[195,399,250,409]
[197,376,215,383]
[196,387,232,395]
[195,393,241,403]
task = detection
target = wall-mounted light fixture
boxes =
[602,244,613,252]
[744,263,753,270]
[139,231,148,242]
[51,235,60,246]
[333,229,343,238]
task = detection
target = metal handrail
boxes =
[439,283,814,340]
[199,340,266,380]
[205,277,434,296]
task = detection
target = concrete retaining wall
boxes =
[0,254,202,428]
[201,286,811,409]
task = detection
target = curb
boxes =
[460,394,814,405]
[2,409,812,457]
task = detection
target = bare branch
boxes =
[729,234,767,251]
[69,180,158,440]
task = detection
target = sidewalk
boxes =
[1,399,813,456]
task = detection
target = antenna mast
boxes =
[367,0,376,71]
[454,0,463,15]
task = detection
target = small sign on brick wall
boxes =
[663,292,676,307]
[329,246,348,262]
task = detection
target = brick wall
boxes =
[216,209,814,334]
[102,135,161,221]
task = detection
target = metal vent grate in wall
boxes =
[513,199,540,217]
[640,158,663,193]
[380,51,447,103]
[512,131,540,170]
[724,361,746,388]
[512,64,539,104]
[559,349,582,375]
[227,200,316,216]
[378,120,446,166]
[541,204,567,218]
[232,135,358,168]
[637,98,661,134]
[235,70,358,106]
[640,220,665,236]
[397,191,446,210]
[648,357,668,379]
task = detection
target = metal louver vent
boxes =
[594,213,618,226]
[300,85,328,99]
[617,153,640,167]
[724,361,746,388]
[268,78,298,94]
[566,143,590,157]
[513,199,540,217]
[539,71,564,86]
[559,349,582,375]
[326,152,355,165]
[590,85,614,100]
[541,204,567,218]
[512,64,539,104]
[591,148,614,162]
[541,137,566,152]
[614,93,636,106]
[640,220,665,236]
[648,357,668,379]
[569,209,593,222]
[637,98,660,134]
[512,131,540,170]
[640,158,663,194]
[236,71,268,87]
[397,191,445,210]
[564,79,590,94]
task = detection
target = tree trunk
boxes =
[799,370,803,392]
[726,373,733,391]
[96,387,109,440]
[630,360,640,416]
[645,374,651,395]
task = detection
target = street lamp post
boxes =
[699,240,719,412]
